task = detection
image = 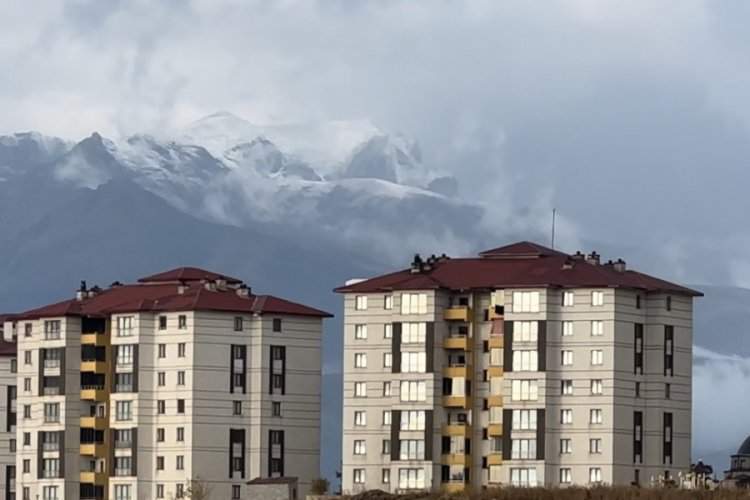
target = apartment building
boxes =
[335,241,701,493]
[0,317,17,500]
[2,267,331,500]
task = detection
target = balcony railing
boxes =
[43,359,61,368]
[42,442,60,452]
[41,469,59,478]
[44,332,61,340]
[43,387,60,396]
[114,440,132,449]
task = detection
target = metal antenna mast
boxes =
[551,208,556,249]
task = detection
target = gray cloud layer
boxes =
[3,0,750,284]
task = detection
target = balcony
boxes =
[80,416,107,430]
[442,453,471,467]
[488,335,504,349]
[488,305,504,320]
[487,424,503,437]
[80,360,108,373]
[80,443,106,456]
[443,364,471,378]
[443,336,472,351]
[81,332,110,346]
[80,471,107,485]
[80,385,107,401]
[488,366,504,378]
[442,423,472,438]
[488,395,504,407]
[442,395,470,408]
[443,306,472,322]
[487,453,503,466]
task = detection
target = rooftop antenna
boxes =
[551,208,556,249]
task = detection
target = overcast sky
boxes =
[3,0,750,285]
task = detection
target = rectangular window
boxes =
[156,456,165,470]
[400,351,426,373]
[400,410,426,431]
[590,379,603,395]
[382,410,391,426]
[398,468,425,489]
[591,349,603,366]
[159,316,167,330]
[116,316,134,337]
[23,405,30,419]
[353,440,366,455]
[399,439,425,460]
[635,323,644,374]
[666,296,672,311]
[511,380,538,401]
[158,372,166,386]
[178,343,186,357]
[590,467,602,483]
[22,460,29,473]
[664,325,674,377]
[635,381,641,398]
[177,371,185,386]
[158,344,166,358]
[562,291,574,307]
[354,324,367,340]
[382,468,391,484]
[510,468,538,487]
[355,296,368,310]
[177,427,185,442]
[157,400,165,414]
[156,485,165,499]
[115,457,132,476]
[402,322,427,343]
[384,295,393,310]
[353,469,366,484]
[116,345,134,365]
[23,378,30,391]
[43,403,59,423]
[115,372,134,392]
[590,438,602,454]
[636,294,642,309]
[177,455,184,470]
[383,382,392,397]
[513,350,538,371]
[560,468,572,484]
[24,323,32,337]
[233,317,243,331]
[400,381,426,402]
[383,353,392,368]
[156,428,165,442]
[561,350,573,366]
[354,382,367,397]
[233,401,242,415]
[10,359,16,373]
[512,410,538,430]
[560,409,572,424]
[400,293,427,315]
[354,353,368,368]
[663,412,673,464]
[665,383,671,399]
[24,351,31,365]
[559,438,572,454]
[42,486,58,500]
[115,485,131,500]
[177,399,185,413]
[591,320,604,336]
[232,485,241,499]
[384,324,392,339]
[354,411,366,426]
[175,485,184,499]
[562,321,573,337]
[44,320,61,340]
[272,402,281,417]
[591,291,604,306]
[514,321,538,342]
[590,409,603,424]
[634,411,643,463]
[178,315,187,329]
[116,401,132,421]
[272,318,282,332]
[561,380,573,395]
[512,291,540,313]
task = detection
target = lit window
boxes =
[353,440,366,455]
[562,291,574,307]
[354,353,367,368]
[590,409,603,424]
[384,324,392,339]
[560,409,572,424]
[400,410,426,431]
[561,350,573,366]
[561,380,573,395]
[383,353,392,368]
[591,350,603,366]
[382,410,391,426]
[560,468,572,484]
[591,379,603,395]
[398,468,425,489]
[353,469,366,484]
[511,380,538,401]
[510,468,537,487]
[354,382,367,397]
[400,352,426,373]
[513,350,538,371]
[400,293,427,315]
[399,439,425,460]
[514,321,538,342]
[512,410,537,430]
[354,411,366,426]
[384,295,393,310]
[117,316,134,337]
[512,291,540,313]
[589,438,602,454]
[591,291,604,307]
[355,296,368,311]
[589,467,602,483]
[382,382,392,396]
[562,321,573,337]
[402,323,427,343]
[559,439,572,454]
[591,321,604,336]
[400,381,426,402]
[354,325,367,340]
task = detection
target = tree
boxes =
[169,478,213,500]
[310,477,330,495]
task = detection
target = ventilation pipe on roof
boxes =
[236,284,250,298]
[87,285,102,299]
[410,254,424,274]
[109,281,123,288]
[177,281,188,295]
[586,251,600,265]
[215,279,228,291]
[562,258,575,270]
[204,281,217,292]
[76,280,88,301]
[571,251,585,260]
[614,259,627,273]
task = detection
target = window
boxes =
[23,488,29,500]
[384,324,393,339]
[398,468,425,489]
[114,484,131,500]
[589,467,602,483]
[177,427,185,441]
[383,382,392,397]
[10,359,16,373]
[512,410,537,430]
[354,411,367,426]
[401,351,426,373]
[175,485,184,499]
[560,409,572,424]
[157,400,166,414]
[354,325,367,340]
[400,293,427,314]
[272,318,282,332]
[24,351,31,365]
[156,428,165,442]
[591,350,603,366]
[43,403,59,423]
[561,380,573,395]
[116,345,134,365]
[382,468,391,484]
[156,456,165,470]
[561,350,573,366]
[402,323,426,343]
[353,440,366,455]
[512,291,540,313]
[158,315,167,330]
[382,410,391,426]
[591,379,603,395]
[116,401,132,421]
[636,294,642,309]
[400,381,426,402]
[666,296,672,311]
[42,486,58,500]
[511,380,538,401]
[353,469,366,484]
[354,382,367,397]
[23,432,30,446]
[664,325,674,377]
[635,381,641,398]
[178,315,187,329]
[635,323,644,374]
[9,438,15,452]
[634,411,643,463]
[354,353,367,368]
[232,401,242,415]
[384,295,393,310]
[664,412,673,464]
[23,378,30,391]
[383,353,392,368]
[156,485,165,499]
[177,399,185,414]
[44,320,61,339]
[22,460,30,473]
[382,440,391,455]
[24,323,32,337]
[158,344,166,358]
[176,455,184,470]
[590,409,603,424]
[560,468,572,484]
[355,296,368,310]
[158,372,166,386]
[591,321,604,336]
[177,371,185,386]
[399,439,425,460]
[562,291,574,307]
[23,405,30,419]
[178,343,186,357]
[232,485,241,499]
[510,468,537,487]
[513,350,538,371]
[562,321,573,337]
[42,458,59,478]
[591,291,604,306]
[515,321,538,342]
[400,410,426,431]
[665,383,671,399]
[272,402,281,417]
[116,316,133,337]
[560,439,572,454]
[590,438,602,454]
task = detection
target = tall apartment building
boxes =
[2,267,331,500]
[335,242,701,493]
[0,317,17,500]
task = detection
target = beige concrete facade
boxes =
[340,284,694,493]
[0,322,16,500]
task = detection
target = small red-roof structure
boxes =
[334,240,702,297]
[10,268,332,322]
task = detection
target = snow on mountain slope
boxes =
[224,137,321,181]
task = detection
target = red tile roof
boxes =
[10,269,332,321]
[0,338,16,356]
[334,241,702,297]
